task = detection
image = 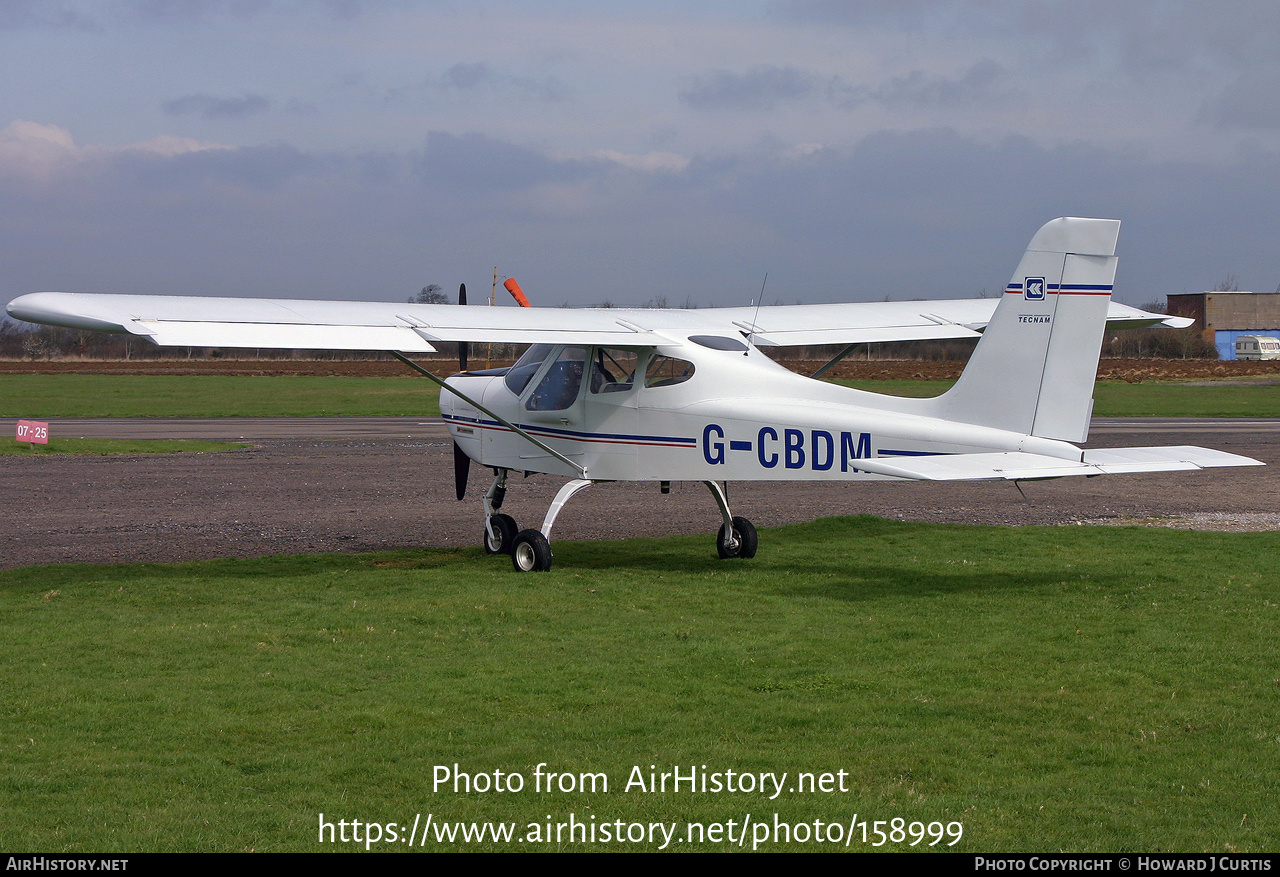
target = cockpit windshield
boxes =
[504,344,554,395]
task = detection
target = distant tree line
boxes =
[1101,326,1218,359]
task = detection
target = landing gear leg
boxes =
[482,469,518,555]
[703,480,757,560]
[511,478,594,573]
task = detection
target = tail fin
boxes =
[926,217,1120,443]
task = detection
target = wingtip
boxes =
[6,292,131,333]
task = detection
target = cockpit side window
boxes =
[644,355,695,388]
[505,344,554,396]
[526,346,588,411]
[590,348,639,394]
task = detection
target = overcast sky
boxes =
[3,0,1279,310]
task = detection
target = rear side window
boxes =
[590,348,639,394]
[644,355,695,388]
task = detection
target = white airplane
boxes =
[7,217,1261,571]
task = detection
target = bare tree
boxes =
[410,284,448,304]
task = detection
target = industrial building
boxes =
[1166,292,1280,360]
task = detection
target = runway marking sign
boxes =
[15,419,49,446]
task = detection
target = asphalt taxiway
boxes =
[2,417,1276,569]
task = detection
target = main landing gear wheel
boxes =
[484,514,519,555]
[511,529,553,572]
[717,516,758,559]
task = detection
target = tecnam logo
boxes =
[1024,277,1046,301]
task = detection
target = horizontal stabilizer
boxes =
[848,446,1262,482]
[1080,446,1266,471]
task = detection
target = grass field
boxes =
[2,517,1278,852]
[0,375,443,418]
[3,373,1280,418]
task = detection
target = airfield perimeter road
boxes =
[1,417,1277,569]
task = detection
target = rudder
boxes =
[926,217,1120,442]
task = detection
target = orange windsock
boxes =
[503,277,532,308]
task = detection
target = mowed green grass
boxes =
[0,374,442,418]
[3,373,1279,418]
[2,517,1278,852]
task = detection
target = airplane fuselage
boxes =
[442,338,1083,483]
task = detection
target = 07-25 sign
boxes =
[15,419,49,445]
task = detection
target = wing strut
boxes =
[389,352,588,478]
[810,343,860,379]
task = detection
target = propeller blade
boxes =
[453,441,470,501]
[458,283,469,371]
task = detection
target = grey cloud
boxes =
[774,1,1280,73]
[127,0,269,21]
[768,0,953,28]
[682,61,1014,114]
[5,126,1280,310]
[1200,66,1280,131]
[680,65,821,111]
[116,142,316,191]
[0,0,98,29]
[440,62,569,102]
[162,93,272,120]
[839,60,1017,110]
[322,0,367,20]
[413,131,591,193]
[654,127,1280,305]
[443,62,491,90]
[127,0,401,22]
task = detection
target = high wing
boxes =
[6,291,1188,352]
[694,299,1186,346]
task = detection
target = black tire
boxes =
[716,516,758,559]
[484,514,519,555]
[511,529,553,572]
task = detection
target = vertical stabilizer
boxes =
[927,217,1120,442]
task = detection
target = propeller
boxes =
[458,283,469,372]
[454,282,472,500]
[454,441,470,501]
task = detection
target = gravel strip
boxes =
[1075,512,1280,531]
[2,417,1277,568]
